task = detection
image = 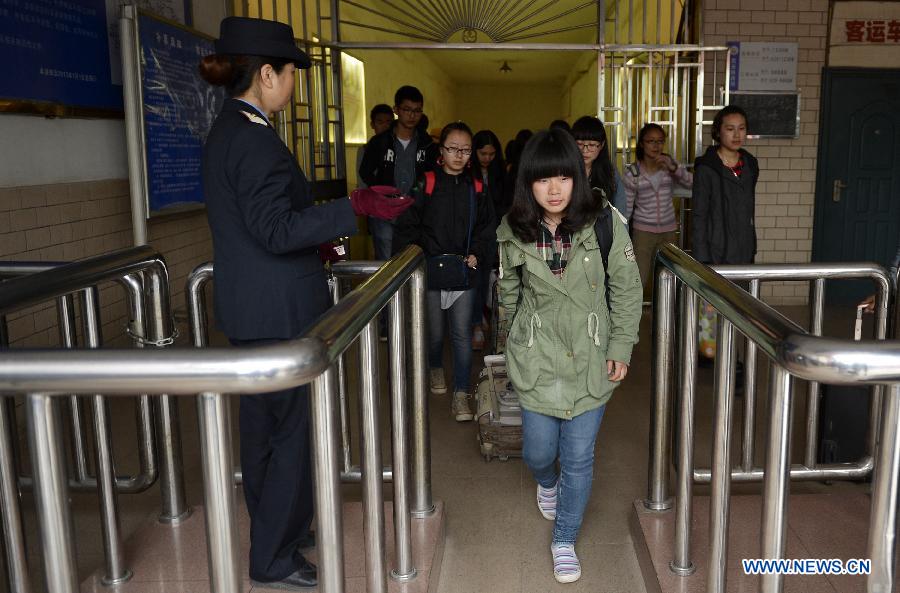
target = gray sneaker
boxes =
[452,391,473,422]
[430,369,447,394]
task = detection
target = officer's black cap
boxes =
[215,17,311,69]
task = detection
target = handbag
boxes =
[426,182,477,290]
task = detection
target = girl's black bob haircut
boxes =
[506,128,599,243]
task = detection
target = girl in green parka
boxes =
[497,129,642,583]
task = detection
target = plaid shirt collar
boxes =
[537,221,572,277]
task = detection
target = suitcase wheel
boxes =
[480,441,494,461]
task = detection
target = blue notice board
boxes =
[138,13,223,214]
[0,0,122,112]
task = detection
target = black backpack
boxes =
[593,201,615,309]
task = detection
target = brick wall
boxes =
[0,179,213,348]
[704,0,829,305]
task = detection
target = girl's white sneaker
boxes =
[551,542,581,583]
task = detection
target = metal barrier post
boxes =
[187,267,241,593]
[311,367,345,593]
[197,391,241,593]
[868,383,900,593]
[741,279,760,472]
[409,267,434,517]
[146,265,190,523]
[120,274,159,494]
[0,388,30,593]
[671,287,697,576]
[804,278,825,469]
[647,266,675,510]
[359,319,388,593]
[26,393,78,593]
[707,319,736,593]
[760,365,793,593]
[57,294,91,483]
[330,277,353,477]
[82,287,132,584]
[389,289,416,582]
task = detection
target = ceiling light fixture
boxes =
[499,60,512,73]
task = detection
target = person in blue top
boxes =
[199,17,410,591]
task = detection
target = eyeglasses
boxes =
[576,141,602,152]
[398,107,423,115]
[441,146,472,156]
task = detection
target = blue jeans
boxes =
[369,217,394,261]
[522,405,606,544]
[426,289,475,391]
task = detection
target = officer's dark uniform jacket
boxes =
[202,98,358,340]
[358,123,437,188]
[392,170,495,287]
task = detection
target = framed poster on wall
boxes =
[134,10,223,215]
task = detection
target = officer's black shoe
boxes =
[297,530,315,551]
[252,557,317,591]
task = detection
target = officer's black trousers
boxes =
[232,339,314,582]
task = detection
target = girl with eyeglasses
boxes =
[571,116,627,215]
[393,122,495,421]
[497,129,642,583]
[623,123,693,300]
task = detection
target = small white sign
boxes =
[727,41,798,92]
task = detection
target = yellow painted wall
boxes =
[562,55,599,124]
[455,84,565,148]
[343,48,457,188]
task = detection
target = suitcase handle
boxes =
[854,304,866,341]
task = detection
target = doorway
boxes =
[812,68,900,304]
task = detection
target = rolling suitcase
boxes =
[476,354,522,461]
[818,304,871,466]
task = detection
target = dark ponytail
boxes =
[198,54,291,97]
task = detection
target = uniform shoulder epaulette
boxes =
[239,110,270,127]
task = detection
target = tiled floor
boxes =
[3,304,880,593]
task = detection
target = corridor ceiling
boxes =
[338,0,686,85]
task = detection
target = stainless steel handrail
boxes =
[646,243,900,593]
[0,249,190,592]
[1,263,159,495]
[0,246,429,593]
[689,264,891,483]
[0,250,186,520]
[189,261,389,484]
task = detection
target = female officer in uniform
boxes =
[200,17,411,590]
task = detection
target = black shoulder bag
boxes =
[426,183,476,290]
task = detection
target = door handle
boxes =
[832,179,847,202]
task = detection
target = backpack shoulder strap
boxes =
[424,171,436,197]
[594,205,614,272]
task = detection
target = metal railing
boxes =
[186,260,433,496]
[0,263,159,496]
[0,245,430,593]
[0,247,191,592]
[645,243,899,593]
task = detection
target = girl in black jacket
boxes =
[692,105,758,362]
[691,105,759,265]
[394,122,495,421]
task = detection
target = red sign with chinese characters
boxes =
[842,19,900,43]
